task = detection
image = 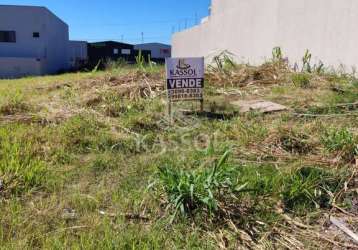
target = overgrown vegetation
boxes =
[0,50,357,249]
[0,126,52,196]
[0,91,30,115]
[154,152,346,220]
[292,73,311,88]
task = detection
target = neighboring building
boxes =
[134,43,171,62]
[173,0,358,69]
[88,41,151,67]
[0,5,87,78]
[68,41,88,70]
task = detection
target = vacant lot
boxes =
[0,55,357,249]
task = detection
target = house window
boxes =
[121,49,131,55]
[33,32,40,38]
[161,49,170,55]
[113,49,119,55]
[0,31,16,43]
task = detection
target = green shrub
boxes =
[292,73,311,88]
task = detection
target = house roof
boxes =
[135,42,171,47]
[89,41,134,47]
[0,4,68,27]
[69,40,88,44]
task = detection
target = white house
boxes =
[0,5,87,78]
[173,0,358,69]
[134,43,171,62]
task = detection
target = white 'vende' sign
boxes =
[165,57,204,102]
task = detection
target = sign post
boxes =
[165,57,205,120]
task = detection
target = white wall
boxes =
[0,57,43,78]
[172,0,358,69]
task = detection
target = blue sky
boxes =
[0,0,211,44]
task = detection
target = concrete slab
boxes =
[231,100,288,113]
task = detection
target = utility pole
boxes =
[195,12,198,25]
[141,32,144,43]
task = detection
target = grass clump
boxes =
[321,127,357,160]
[0,91,30,115]
[281,167,344,212]
[278,129,313,154]
[153,150,348,224]
[292,73,311,88]
[90,154,121,173]
[153,151,248,221]
[0,126,50,196]
[59,115,112,153]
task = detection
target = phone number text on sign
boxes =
[165,58,204,102]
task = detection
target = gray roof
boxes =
[135,42,171,47]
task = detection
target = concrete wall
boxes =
[135,43,171,59]
[69,41,88,61]
[0,57,43,78]
[68,41,88,69]
[172,0,358,69]
[44,8,69,73]
[0,5,69,76]
[0,5,47,59]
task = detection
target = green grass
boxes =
[292,73,311,88]
[0,62,357,249]
[0,125,53,196]
[0,90,30,115]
